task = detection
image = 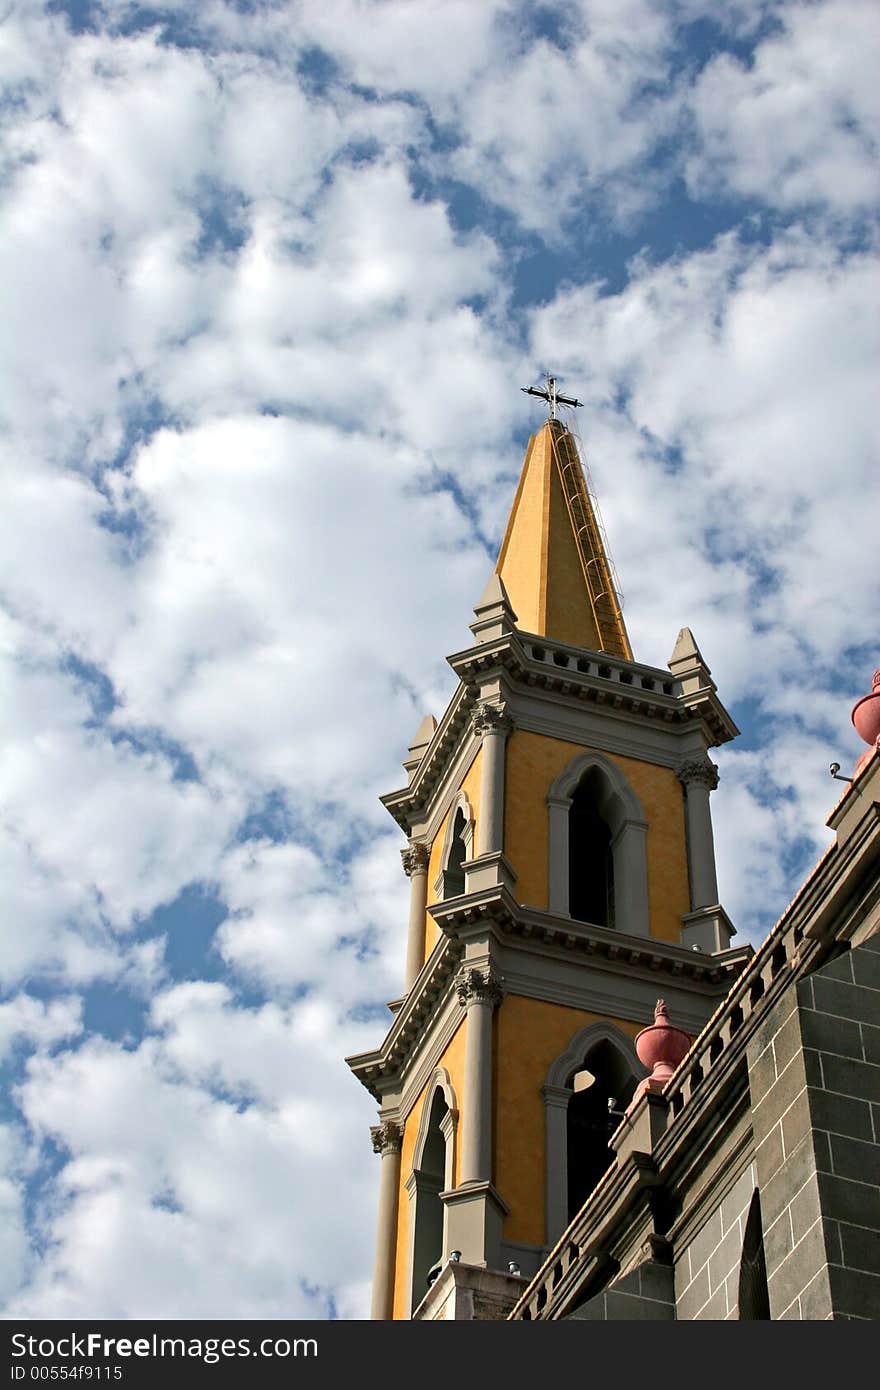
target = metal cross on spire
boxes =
[521,373,583,421]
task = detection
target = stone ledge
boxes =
[413,1260,528,1321]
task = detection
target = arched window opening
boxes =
[410,1088,449,1307]
[548,751,649,936]
[738,1190,771,1319]
[569,770,615,928]
[441,808,467,899]
[566,1039,637,1221]
[544,1024,643,1245]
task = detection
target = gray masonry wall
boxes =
[568,1259,674,1320]
[674,1160,758,1320]
[749,937,880,1320]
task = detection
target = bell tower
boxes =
[347,395,752,1320]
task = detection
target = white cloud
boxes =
[0,452,128,658]
[0,995,83,1066]
[214,830,408,1006]
[0,1125,31,1305]
[298,0,683,236]
[714,722,850,940]
[0,609,244,984]
[9,989,381,1318]
[100,411,494,812]
[686,0,880,216]
[446,1,680,235]
[529,229,879,694]
[294,0,511,113]
[3,709,240,933]
[0,19,429,461]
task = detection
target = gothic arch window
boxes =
[547,751,649,937]
[434,791,474,901]
[405,1069,458,1314]
[738,1189,771,1319]
[543,1024,642,1244]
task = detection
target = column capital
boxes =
[371,1120,402,1156]
[541,1082,572,1109]
[400,840,430,876]
[677,755,719,791]
[455,965,504,1010]
[471,700,513,740]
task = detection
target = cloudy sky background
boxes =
[0,0,877,1319]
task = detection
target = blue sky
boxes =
[0,0,877,1318]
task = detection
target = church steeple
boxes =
[350,388,750,1321]
[496,419,632,658]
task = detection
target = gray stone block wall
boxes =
[674,1161,758,1319]
[749,937,880,1319]
[802,938,880,1319]
[567,1259,674,1320]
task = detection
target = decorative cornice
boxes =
[348,883,751,1101]
[455,965,504,1009]
[381,629,737,838]
[446,631,739,745]
[677,756,719,790]
[346,936,465,1099]
[401,841,430,876]
[382,631,737,834]
[471,700,513,739]
[380,682,477,833]
[371,1120,403,1156]
[430,886,750,987]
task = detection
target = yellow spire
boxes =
[496,419,632,659]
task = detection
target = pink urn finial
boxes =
[630,999,691,1106]
[851,669,880,778]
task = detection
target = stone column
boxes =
[677,757,720,910]
[546,795,570,914]
[542,1082,571,1244]
[471,703,513,858]
[457,966,504,1183]
[370,1120,403,1320]
[611,820,651,937]
[401,841,430,991]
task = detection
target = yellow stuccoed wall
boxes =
[423,750,482,963]
[494,995,641,1247]
[391,1017,467,1320]
[504,729,689,943]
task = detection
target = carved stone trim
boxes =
[401,841,430,876]
[677,757,720,791]
[471,701,514,740]
[371,1120,403,1156]
[455,965,504,1010]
